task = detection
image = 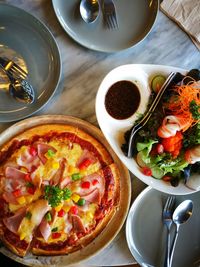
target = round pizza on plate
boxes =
[0,124,120,257]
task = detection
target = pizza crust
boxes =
[1,233,29,257]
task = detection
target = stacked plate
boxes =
[126,187,200,267]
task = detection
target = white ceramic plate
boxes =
[94,64,199,195]
[52,0,158,52]
[126,187,200,267]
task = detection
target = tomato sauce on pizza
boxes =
[0,124,120,256]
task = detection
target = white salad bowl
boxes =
[95,64,200,195]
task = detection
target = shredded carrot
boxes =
[165,81,200,131]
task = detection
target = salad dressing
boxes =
[105,80,140,120]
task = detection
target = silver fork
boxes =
[103,0,118,29]
[162,196,176,267]
[0,57,27,79]
[127,72,185,158]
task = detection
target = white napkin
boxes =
[160,0,200,50]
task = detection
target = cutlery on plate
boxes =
[0,57,35,104]
[162,196,176,267]
[0,57,27,79]
[127,72,184,158]
[80,0,100,24]
[8,73,35,104]
[169,200,193,267]
[103,0,118,29]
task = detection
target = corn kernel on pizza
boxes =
[0,124,120,257]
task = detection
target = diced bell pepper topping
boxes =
[71,173,82,181]
[17,196,26,205]
[77,198,86,206]
[81,181,90,189]
[45,212,52,222]
[25,211,32,220]
[55,203,63,212]
[47,149,55,157]
[13,189,22,198]
[29,146,37,156]
[51,227,58,232]
[52,232,61,239]
[52,162,59,169]
[92,179,99,186]
[27,187,36,195]
[24,174,31,182]
[78,158,93,170]
[71,193,80,203]
[69,205,78,215]
[58,209,65,217]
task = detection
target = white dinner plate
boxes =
[126,187,200,267]
[52,0,158,52]
[95,64,200,195]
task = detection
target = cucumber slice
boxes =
[136,151,146,167]
[151,75,166,93]
[151,166,165,179]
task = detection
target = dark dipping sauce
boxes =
[105,80,141,120]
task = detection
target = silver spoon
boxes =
[80,0,100,23]
[169,199,193,267]
[8,73,35,104]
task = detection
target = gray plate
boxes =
[0,3,61,123]
[126,187,200,267]
[52,0,159,52]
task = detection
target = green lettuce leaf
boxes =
[136,140,189,179]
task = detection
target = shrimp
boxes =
[157,115,191,138]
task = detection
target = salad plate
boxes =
[95,64,200,195]
[52,0,158,52]
[126,186,200,267]
[0,4,61,122]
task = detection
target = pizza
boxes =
[0,124,120,257]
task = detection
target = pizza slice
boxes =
[0,199,49,257]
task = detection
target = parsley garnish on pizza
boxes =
[0,124,120,256]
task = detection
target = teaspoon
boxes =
[8,73,35,104]
[169,199,193,267]
[80,0,100,23]
[0,65,35,104]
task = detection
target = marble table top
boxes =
[0,0,199,266]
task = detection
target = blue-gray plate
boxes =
[52,0,158,52]
[126,187,200,267]
[0,3,61,122]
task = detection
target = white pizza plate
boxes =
[95,64,199,195]
[0,115,131,266]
